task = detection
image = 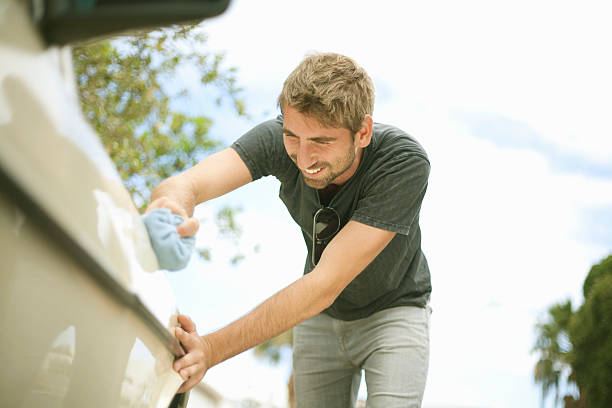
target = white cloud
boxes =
[204,0,612,159]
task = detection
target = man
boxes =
[147,52,432,407]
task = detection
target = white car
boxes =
[0,1,230,407]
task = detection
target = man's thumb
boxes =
[177,217,199,237]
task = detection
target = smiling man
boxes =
[147,52,432,407]
[282,104,366,189]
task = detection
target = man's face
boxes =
[282,106,361,189]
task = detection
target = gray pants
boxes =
[293,306,430,408]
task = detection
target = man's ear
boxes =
[355,115,373,148]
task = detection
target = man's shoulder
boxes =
[231,115,292,181]
[371,122,429,163]
[253,115,284,135]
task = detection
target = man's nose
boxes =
[296,142,316,170]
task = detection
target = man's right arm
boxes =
[147,147,253,236]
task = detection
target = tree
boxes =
[73,24,245,208]
[73,24,246,260]
[533,300,575,406]
[568,256,612,408]
[533,254,612,408]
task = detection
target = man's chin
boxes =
[302,175,329,189]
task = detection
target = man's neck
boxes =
[318,184,341,207]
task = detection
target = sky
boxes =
[166,1,612,407]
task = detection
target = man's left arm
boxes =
[172,220,395,393]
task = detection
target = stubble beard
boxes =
[299,145,357,190]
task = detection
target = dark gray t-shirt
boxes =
[231,115,431,321]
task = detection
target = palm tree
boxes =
[532,300,575,407]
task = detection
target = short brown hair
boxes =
[277,52,375,134]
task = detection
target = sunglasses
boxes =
[311,207,340,266]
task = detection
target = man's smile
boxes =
[304,167,324,175]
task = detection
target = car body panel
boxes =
[0,192,183,407]
[0,0,204,406]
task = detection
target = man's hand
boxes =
[145,148,253,238]
[173,314,211,393]
[146,197,199,237]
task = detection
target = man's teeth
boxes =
[305,168,322,174]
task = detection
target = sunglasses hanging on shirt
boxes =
[311,207,340,266]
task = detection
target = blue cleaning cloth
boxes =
[141,208,195,271]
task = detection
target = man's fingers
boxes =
[145,197,183,215]
[176,315,196,333]
[173,352,197,372]
[177,363,201,380]
[175,328,201,350]
[171,316,209,394]
[177,372,204,394]
[145,197,189,218]
[144,198,199,237]
[175,327,199,352]
[177,217,199,237]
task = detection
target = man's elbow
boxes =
[318,288,338,311]
[312,273,346,312]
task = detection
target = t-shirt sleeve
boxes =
[230,116,293,181]
[351,152,430,235]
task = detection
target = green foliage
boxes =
[72,24,247,263]
[569,261,612,408]
[217,206,243,242]
[582,255,612,299]
[72,24,245,210]
[533,300,574,406]
[253,329,293,365]
[533,254,612,407]
[198,247,212,262]
[230,254,246,266]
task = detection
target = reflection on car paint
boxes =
[22,326,76,407]
[94,189,181,329]
[121,338,157,406]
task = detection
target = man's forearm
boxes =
[202,268,337,368]
[150,148,253,214]
[172,221,395,392]
[199,221,394,369]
